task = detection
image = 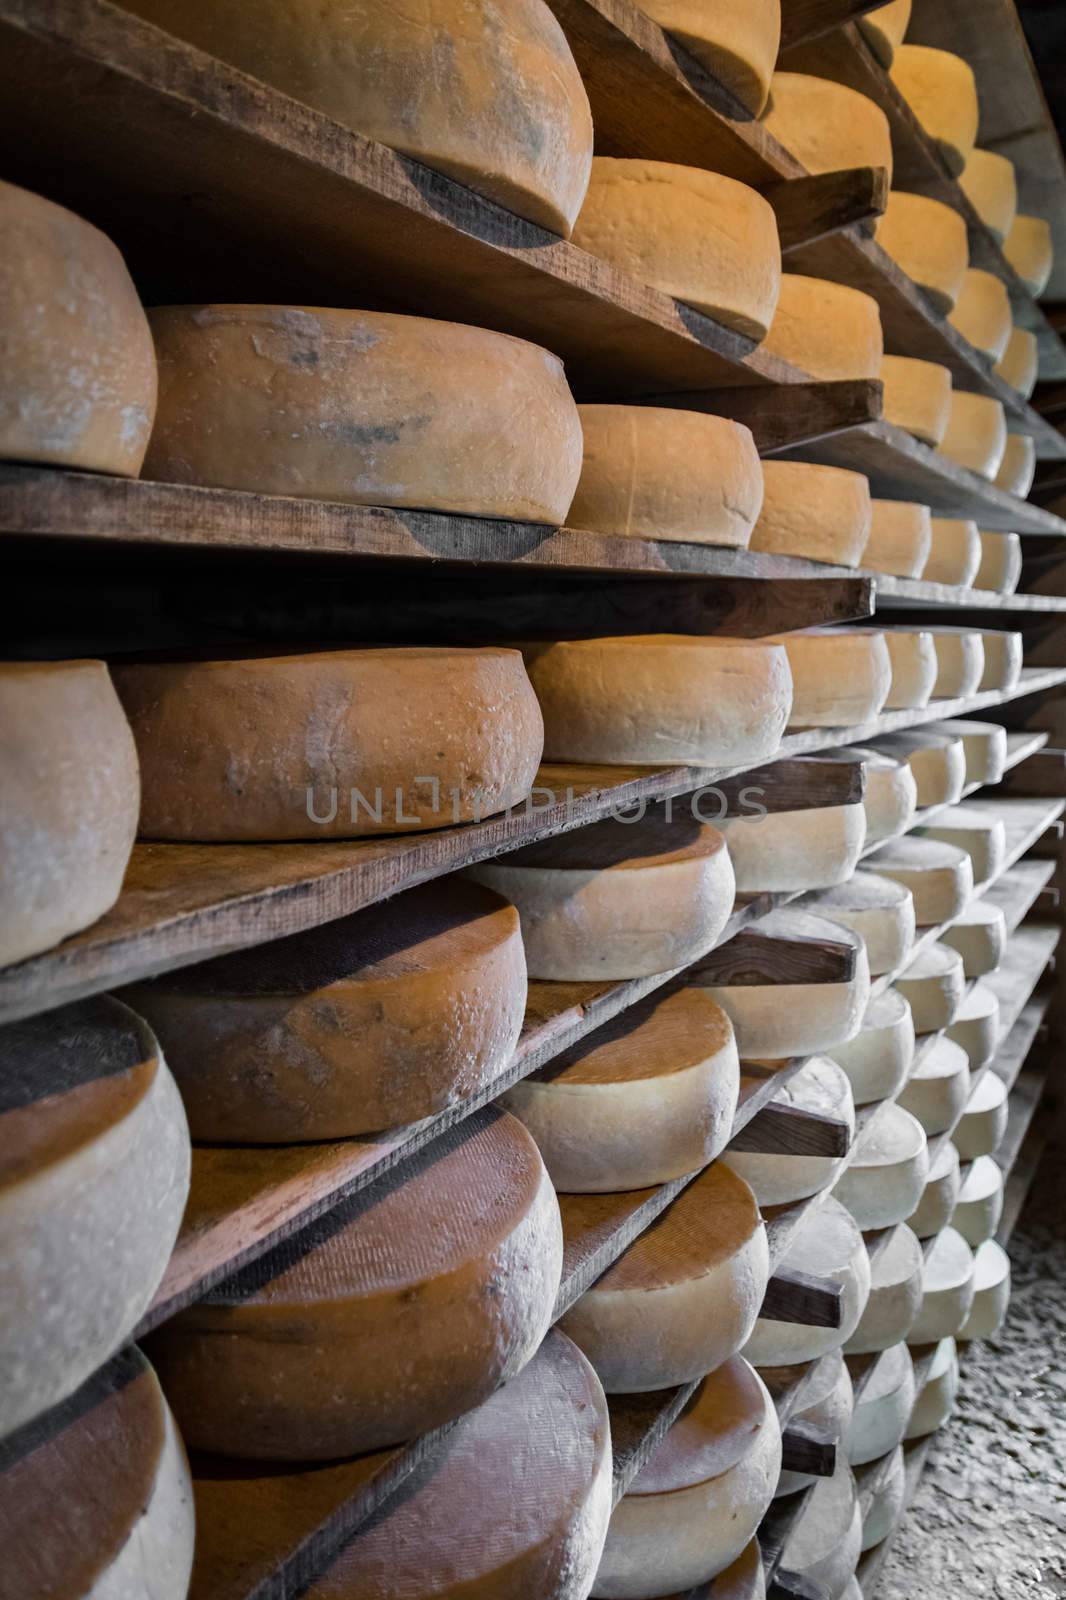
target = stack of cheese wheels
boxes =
[0,180,157,474]
[770,628,891,728]
[147,1108,562,1458]
[894,943,966,1033]
[763,73,893,179]
[0,1349,194,1600]
[522,634,793,766]
[569,406,763,547]
[636,0,781,114]
[560,1161,768,1391]
[923,516,982,586]
[866,836,974,925]
[0,660,140,968]
[954,1070,1009,1159]
[960,1238,1011,1339]
[116,0,594,234]
[127,879,527,1142]
[303,1330,613,1600]
[468,811,735,980]
[750,460,871,567]
[908,1226,976,1342]
[908,1139,962,1239]
[780,1460,863,1598]
[875,191,968,312]
[890,46,979,174]
[832,990,915,1106]
[959,149,1018,243]
[505,988,739,1192]
[1004,214,1055,297]
[905,1336,959,1438]
[820,745,917,843]
[859,0,912,66]
[942,900,1007,977]
[723,1056,855,1205]
[952,1154,1005,1245]
[995,326,1039,398]
[573,159,781,338]
[761,275,883,379]
[917,804,1006,884]
[719,796,866,892]
[881,626,938,709]
[862,498,934,578]
[924,626,986,699]
[804,871,915,977]
[146,306,583,519]
[924,717,1007,785]
[744,1197,872,1366]
[775,1350,854,1497]
[114,645,544,840]
[592,1357,781,1597]
[971,627,1023,691]
[948,269,1012,360]
[849,1342,916,1465]
[845,1224,924,1354]
[898,1036,971,1133]
[975,530,1023,593]
[0,997,190,1438]
[834,1103,930,1230]
[870,729,966,807]
[879,357,951,449]
[856,1446,906,1551]
[938,392,1008,481]
[995,433,1037,498]
[947,983,1001,1070]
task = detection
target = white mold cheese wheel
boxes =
[113,646,543,841]
[908,1225,975,1343]
[862,497,933,578]
[573,160,781,339]
[848,1341,916,1465]
[856,1445,906,1551]
[305,1329,613,1600]
[126,879,527,1143]
[925,625,985,701]
[781,1460,863,1599]
[0,660,140,969]
[942,899,1006,978]
[907,1137,961,1240]
[819,745,917,844]
[948,269,1012,360]
[570,406,763,547]
[117,0,593,236]
[870,729,966,807]
[953,1069,1009,1160]
[723,1056,855,1206]
[751,460,871,568]
[804,871,915,978]
[994,326,1039,399]
[952,1153,1004,1246]
[761,275,883,380]
[947,982,1001,1072]
[995,433,1037,498]
[959,149,1018,244]
[470,812,734,981]
[859,0,912,66]
[0,997,190,1437]
[975,529,1023,593]
[523,634,792,768]
[974,627,1023,691]
[894,944,966,1035]
[505,987,739,1193]
[904,1335,959,1438]
[655,1541,767,1600]
[865,835,973,925]
[1004,214,1055,297]
[769,628,891,728]
[916,804,1007,885]
[922,516,982,587]
[833,1102,930,1231]
[593,1357,781,1598]
[874,191,968,313]
[889,46,978,175]
[882,627,938,709]
[923,717,1007,785]
[743,1197,872,1367]
[146,306,582,520]
[0,1348,194,1600]
[773,1349,854,1497]
[960,1237,1010,1340]
[0,180,156,475]
[719,801,865,893]
[897,1035,971,1134]
[845,1223,923,1355]
[879,357,952,450]
[764,73,893,180]
[831,989,915,1107]
[938,391,1008,482]
[561,1162,768,1393]
[636,0,780,115]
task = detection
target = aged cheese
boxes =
[994,326,1039,398]
[113,646,543,841]
[593,1358,781,1598]
[906,1137,961,1239]
[864,836,974,925]
[904,1335,959,1437]
[0,997,190,1437]
[774,1350,854,1497]
[856,1446,906,1551]
[819,745,917,843]
[975,530,1023,593]
[879,357,952,449]
[126,879,527,1142]
[744,1196,872,1367]
[561,1162,768,1391]
[804,871,915,977]
[959,149,1018,243]
[770,628,892,728]
[947,269,1012,360]
[995,433,1037,498]
[751,460,872,567]
[941,899,1007,977]
[719,802,866,892]
[959,1237,1010,1340]
[0,660,140,969]
[523,634,793,767]
[861,497,933,578]
[1004,214,1054,297]
[636,0,781,114]
[848,1341,916,1465]
[845,1223,923,1355]
[831,989,915,1106]
[953,1067,1009,1159]
[890,46,979,175]
[870,729,967,807]
[833,1103,930,1231]
[859,0,912,66]
[973,627,1023,691]
[874,191,968,313]
[764,73,893,180]
[938,392,1008,481]
[781,1460,863,1598]
[148,1108,562,1458]
[723,1056,855,1206]
[898,1035,971,1134]
[881,626,938,709]
[925,626,986,700]
[946,982,1001,1071]
[908,1226,975,1343]
[761,275,884,379]
[922,517,982,587]
[893,944,966,1034]
[657,1542,768,1600]
[916,804,1006,884]
[953,1153,1005,1246]
[469,812,735,981]
[570,406,763,547]
[923,717,1007,785]
[573,159,782,338]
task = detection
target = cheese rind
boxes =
[723,1057,855,1205]
[848,1341,916,1464]
[874,191,969,313]
[938,392,1008,482]
[995,433,1037,498]
[904,1335,959,1437]
[948,269,1012,360]
[974,628,1023,691]
[857,1446,906,1550]
[916,804,1006,885]
[897,1035,971,1134]
[761,275,884,379]
[1004,214,1054,297]
[764,73,893,181]
[946,982,1001,1072]
[882,627,938,709]
[959,149,1018,243]
[830,989,915,1106]
[975,531,1023,594]
[941,900,1006,977]
[907,1138,961,1240]
[751,460,871,567]
[879,357,951,450]
[893,943,966,1034]
[952,1154,1005,1246]
[719,802,866,893]
[960,1238,1010,1340]
[782,1460,863,1596]
[803,871,915,978]
[870,729,967,807]
[994,327,1039,399]
[908,1226,975,1343]
[889,46,979,175]
[862,497,933,578]
[636,0,781,114]
[770,628,892,728]
[774,1349,854,1497]
[818,745,917,843]
[743,1197,872,1367]
[923,517,982,587]
[833,1102,930,1231]
[859,0,912,66]
[865,835,974,926]
[953,1067,1009,1159]
[844,1224,923,1355]
[923,717,1007,785]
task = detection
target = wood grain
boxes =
[779,0,886,49]
[691,924,859,986]
[760,1268,845,1329]
[716,756,866,815]
[766,166,888,252]
[637,381,884,451]
[779,1418,837,1478]
[730,1100,853,1158]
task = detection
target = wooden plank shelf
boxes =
[873,578,1066,614]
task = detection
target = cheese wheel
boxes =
[743,1197,872,1367]
[975,530,1023,594]
[897,1035,971,1134]
[781,1460,863,1599]
[761,275,883,380]
[573,160,781,339]
[946,983,1001,1072]
[904,1335,959,1438]
[845,1224,923,1355]
[869,730,966,807]
[907,1137,961,1239]
[923,717,1007,785]
[764,74,893,181]
[882,627,938,709]
[938,392,1008,481]
[994,327,1039,399]
[908,1225,975,1342]
[948,270,1012,360]
[147,1108,562,1458]
[561,1162,768,1392]
[922,517,982,587]
[942,899,1007,977]
[925,627,987,701]
[859,0,912,66]
[862,498,933,578]
[469,812,735,981]
[959,149,1018,244]
[523,634,793,767]
[960,1238,1011,1340]
[126,879,527,1142]
[751,460,872,567]
[114,646,543,841]
[890,46,979,175]
[769,628,891,728]
[953,1068,1009,1159]
[848,1341,916,1464]
[857,1445,906,1550]
[973,628,1023,691]
[636,0,781,115]
[879,357,952,450]
[719,802,866,892]
[833,1103,930,1231]
[831,989,915,1106]
[0,660,140,969]
[894,944,966,1034]
[916,804,1007,885]
[0,997,190,1437]
[305,1329,613,1600]
[804,872,915,978]
[773,1349,854,1497]
[722,1056,855,1206]
[818,745,917,844]
[593,1358,781,1598]
[570,406,763,547]
[865,836,973,926]
[0,1349,194,1600]
[952,1153,1005,1246]
[655,1541,768,1600]
[116,0,593,235]
[1004,214,1054,297]
[995,433,1037,498]
[874,191,968,314]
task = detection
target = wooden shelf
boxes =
[873,577,1066,614]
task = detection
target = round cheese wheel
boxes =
[469,812,735,981]
[922,517,982,587]
[723,1056,856,1205]
[805,872,915,977]
[870,730,966,807]
[924,627,985,701]
[831,989,915,1106]
[879,357,952,449]
[781,1460,863,1598]
[959,149,1018,244]
[882,627,938,709]
[974,628,1023,691]
[561,1162,768,1392]
[975,530,1023,594]
[743,1196,872,1367]
[573,159,781,339]
[894,938,967,1036]
[764,74,893,180]
[907,1137,961,1239]
[917,805,1006,885]
[719,802,866,892]
[857,1445,906,1550]
[865,836,973,926]
[845,1223,923,1355]
[948,269,1012,360]
[908,1225,976,1342]
[0,1348,194,1600]
[773,1349,854,1497]
[862,497,934,578]
[953,1153,1005,1246]
[960,1237,1010,1340]
[114,646,543,841]
[938,392,1008,482]
[947,983,1001,1072]
[953,1069,1009,1159]
[859,0,912,66]
[569,406,763,547]
[523,634,793,768]
[636,0,781,115]
[942,899,1007,977]
[761,275,883,380]
[0,997,190,1437]
[923,717,1007,785]
[897,1035,971,1134]
[769,628,891,728]
[833,1103,930,1231]
[126,879,527,1142]
[655,1541,768,1600]
[0,661,140,969]
[819,745,917,844]
[593,1358,781,1598]
[995,433,1037,498]
[874,191,968,313]
[751,460,872,567]
[848,1341,916,1464]
[890,46,979,175]
[147,1108,562,1459]
[904,1335,959,1438]
[994,327,1039,399]
[1004,214,1054,297]
[305,1329,613,1600]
